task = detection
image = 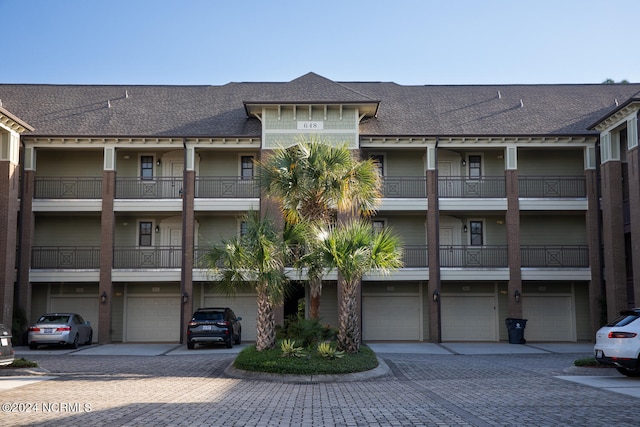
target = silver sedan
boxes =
[28,313,93,350]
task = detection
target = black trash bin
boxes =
[505,318,527,344]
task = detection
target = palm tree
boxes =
[204,211,292,351]
[313,219,403,353]
[257,137,381,319]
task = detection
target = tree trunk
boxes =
[337,280,360,353]
[309,276,322,320]
[255,287,276,351]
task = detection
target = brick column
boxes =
[585,169,605,332]
[98,170,115,344]
[0,160,19,327]
[17,170,35,321]
[600,160,627,319]
[180,169,195,343]
[426,168,441,343]
[505,169,522,319]
[627,146,640,308]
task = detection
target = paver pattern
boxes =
[0,351,636,426]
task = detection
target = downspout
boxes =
[595,136,606,324]
[180,137,187,343]
[15,137,25,312]
[434,136,442,343]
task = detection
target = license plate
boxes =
[202,325,212,330]
[1,338,8,346]
[44,328,54,334]
[595,350,603,358]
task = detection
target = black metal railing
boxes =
[438,176,506,198]
[195,177,260,198]
[116,177,183,199]
[440,245,508,267]
[521,245,589,267]
[31,246,101,269]
[380,177,427,198]
[519,176,586,198]
[402,245,428,267]
[113,246,182,268]
[34,177,103,199]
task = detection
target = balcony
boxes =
[520,245,589,268]
[113,247,182,268]
[381,177,427,198]
[402,245,428,267]
[440,246,508,267]
[31,246,101,269]
[518,176,586,198]
[116,177,183,199]
[34,177,102,199]
[195,177,260,198]
[438,177,506,198]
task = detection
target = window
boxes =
[468,155,481,179]
[139,221,153,246]
[370,154,384,176]
[241,156,254,180]
[239,220,248,237]
[469,221,483,246]
[141,156,154,180]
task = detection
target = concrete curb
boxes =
[225,356,390,383]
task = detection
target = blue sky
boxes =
[1,0,637,85]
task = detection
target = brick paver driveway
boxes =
[0,350,637,426]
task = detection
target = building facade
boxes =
[0,73,638,343]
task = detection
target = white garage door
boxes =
[441,296,497,341]
[50,296,99,343]
[204,295,257,342]
[363,296,420,341]
[125,297,181,342]
[522,296,575,341]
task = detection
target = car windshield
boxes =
[38,315,70,324]
[606,311,640,327]
[193,312,224,321]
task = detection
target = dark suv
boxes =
[186,307,242,349]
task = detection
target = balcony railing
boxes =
[381,177,427,198]
[438,177,506,198]
[195,177,260,198]
[403,245,428,267]
[440,245,508,267]
[31,246,101,269]
[521,245,589,268]
[34,177,103,199]
[116,178,183,199]
[113,246,182,268]
[519,176,586,198]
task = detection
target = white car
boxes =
[594,308,640,377]
[27,313,93,350]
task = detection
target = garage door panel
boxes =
[441,296,497,341]
[50,297,99,342]
[204,295,257,342]
[126,297,180,342]
[363,296,420,341]
[523,296,574,341]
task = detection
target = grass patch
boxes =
[1,358,38,369]
[234,342,378,375]
[574,357,599,367]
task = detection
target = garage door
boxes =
[125,297,181,342]
[204,295,257,342]
[362,296,420,341]
[522,296,574,341]
[50,296,99,343]
[441,296,497,341]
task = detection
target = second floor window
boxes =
[139,221,152,246]
[370,154,384,177]
[372,219,385,234]
[470,220,483,246]
[241,156,254,180]
[141,156,154,180]
[468,155,481,179]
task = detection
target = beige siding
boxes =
[383,215,426,246]
[518,149,584,175]
[34,216,101,245]
[520,215,586,245]
[36,150,103,176]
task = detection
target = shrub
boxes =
[280,339,306,358]
[2,358,38,369]
[317,341,344,359]
[278,316,337,347]
[574,357,599,367]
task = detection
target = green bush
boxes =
[317,341,344,359]
[574,357,599,367]
[234,342,377,375]
[2,358,38,369]
[280,339,306,358]
[277,316,337,348]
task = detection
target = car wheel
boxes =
[616,366,640,377]
[225,338,233,348]
[29,343,37,350]
[187,341,195,350]
[85,331,93,345]
[71,334,79,349]
[234,330,241,345]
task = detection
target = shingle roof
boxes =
[1,73,639,137]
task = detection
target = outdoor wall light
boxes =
[514,290,521,303]
[155,225,160,233]
[463,225,468,233]
[182,292,189,304]
[433,290,440,302]
[101,291,108,304]
[156,159,161,166]
[461,159,466,166]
